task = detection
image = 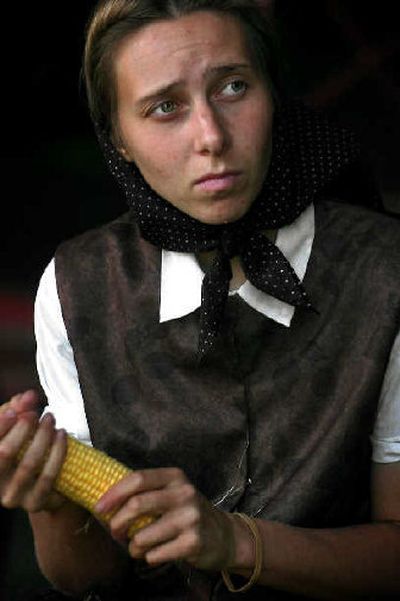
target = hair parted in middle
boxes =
[83,0,283,138]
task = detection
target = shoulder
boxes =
[53,211,160,305]
[312,200,400,319]
[53,210,152,285]
[55,211,139,260]
[317,199,400,235]
[316,200,400,265]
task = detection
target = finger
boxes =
[3,414,57,506]
[0,393,23,415]
[0,412,38,466]
[0,408,18,437]
[24,428,67,512]
[140,530,201,566]
[10,390,40,415]
[96,467,186,514]
[109,487,177,536]
[109,482,197,538]
[128,520,179,560]
[0,401,13,416]
[0,411,18,491]
[0,391,40,417]
[128,504,200,556]
[0,413,40,507]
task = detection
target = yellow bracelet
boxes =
[221,512,263,593]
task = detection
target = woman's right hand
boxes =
[0,390,67,513]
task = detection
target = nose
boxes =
[192,100,229,156]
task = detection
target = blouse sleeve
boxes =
[34,259,92,445]
[371,328,400,463]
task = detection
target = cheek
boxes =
[128,136,185,201]
[252,109,273,154]
[233,99,273,161]
[238,103,273,193]
[129,135,174,178]
[119,117,171,172]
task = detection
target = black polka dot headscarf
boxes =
[96,101,360,359]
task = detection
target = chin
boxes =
[197,206,250,225]
[189,197,251,225]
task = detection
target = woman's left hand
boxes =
[94,467,236,569]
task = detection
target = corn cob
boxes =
[15,428,155,536]
[53,435,155,536]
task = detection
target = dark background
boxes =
[1,1,399,599]
[2,1,400,294]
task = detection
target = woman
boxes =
[1,1,400,599]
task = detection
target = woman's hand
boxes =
[95,467,237,570]
[0,390,67,513]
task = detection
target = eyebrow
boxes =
[136,63,252,107]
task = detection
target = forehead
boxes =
[114,11,253,95]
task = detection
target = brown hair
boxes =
[83,0,282,137]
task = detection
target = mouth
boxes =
[194,171,242,192]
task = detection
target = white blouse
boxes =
[35,205,400,462]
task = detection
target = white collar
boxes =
[160,204,315,328]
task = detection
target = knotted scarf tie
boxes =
[96,101,360,358]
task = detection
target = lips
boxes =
[194,172,241,192]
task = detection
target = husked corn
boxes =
[17,431,154,536]
[56,436,154,535]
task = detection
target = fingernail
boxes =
[3,409,17,419]
[42,413,55,424]
[95,498,108,513]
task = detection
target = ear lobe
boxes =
[117,146,132,161]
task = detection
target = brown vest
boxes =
[55,200,400,600]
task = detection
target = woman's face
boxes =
[114,11,274,225]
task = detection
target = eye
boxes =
[220,79,248,97]
[152,100,178,117]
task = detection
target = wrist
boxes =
[222,514,264,593]
[226,512,256,570]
